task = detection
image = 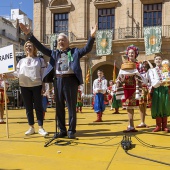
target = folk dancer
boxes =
[148,56,170,132]
[93,70,107,122]
[0,75,9,124]
[116,45,142,132]
[107,80,114,110]
[76,85,84,113]
[112,82,122,114]
[136,61,150,128]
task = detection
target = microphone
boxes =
[53,40,57,50]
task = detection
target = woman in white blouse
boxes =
[15,41,48,136]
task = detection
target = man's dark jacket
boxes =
[28,35,95,85]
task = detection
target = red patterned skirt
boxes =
[0,89,9,104]
[107,94,113,101]
[122,87,139,109]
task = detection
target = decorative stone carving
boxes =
[140,0,164,4]
[94,0,119,8]
[50,0,71,6]
[49,0,71,13]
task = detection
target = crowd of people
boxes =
[0,23,169,140]
[92,46,170,133]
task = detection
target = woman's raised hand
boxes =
[19,23,31,35]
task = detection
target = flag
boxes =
[113,61,116,82]
[8,65,13,71]
[144,26,162,55]
[85,67,91,84]
[96,29,113,56]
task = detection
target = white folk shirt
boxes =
[93,78,107,94]
[112,84,117,95]
[15,57,46,87]
[148,66,162,88]
[140,71,149,86]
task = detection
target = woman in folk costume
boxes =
[116,45,142,132]
[0,75,9,124]
[136,61,150,128]
[76,85,84,113]
[93,70,107,122]
[148,56,170,132]
[112,81,122,114]
[107,80,114,110]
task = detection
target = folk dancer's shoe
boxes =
[152,117,162,132]
[123,126,138,133]
[93,112,103,122]
[136,123,149,128]
[162,117,170,132]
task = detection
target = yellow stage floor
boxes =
[0,107,170,170]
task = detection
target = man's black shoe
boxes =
[54,132,67,138]
[68,133,76,139]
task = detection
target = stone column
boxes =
[33,0,43,41]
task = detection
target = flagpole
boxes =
[113,60,116,82]
[90,64,92,107]
[4,77,9,138]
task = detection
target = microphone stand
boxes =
[44,40,59,147]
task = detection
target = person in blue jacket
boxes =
[19,23,97,139]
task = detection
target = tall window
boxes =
[98,8,115,30]
[143,3,162,26]
[54,13,68,34]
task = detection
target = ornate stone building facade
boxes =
[33,0,170,93]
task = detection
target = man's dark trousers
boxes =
[55,76,78,135]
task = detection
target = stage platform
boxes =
[0,107,170,170]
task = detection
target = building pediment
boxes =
[140,0,164,4]
[94,0,119,8]
[49,0,71,13]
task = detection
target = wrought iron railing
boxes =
[45,25,170,45]
[113,25,170,40]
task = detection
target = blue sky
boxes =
[0,0,33,20]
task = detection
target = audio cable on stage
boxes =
[121,135,170,167]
